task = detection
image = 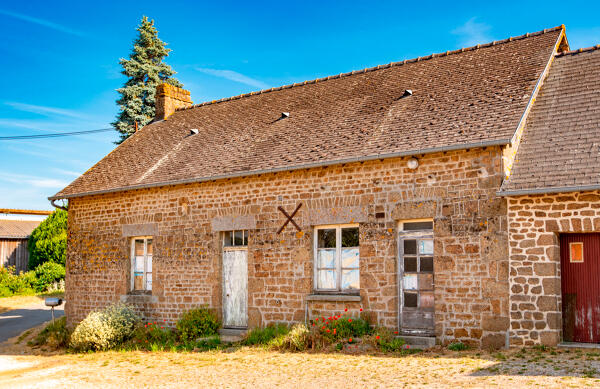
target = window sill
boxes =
[306,294,361,302]
[120,293,157,304]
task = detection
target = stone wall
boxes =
[65,147,508,347]
[507,190,600,346]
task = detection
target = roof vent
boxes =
[190,129,199,135]
[281,112,290,119]
[403,89,413,97]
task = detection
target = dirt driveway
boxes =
[1,338,600,388]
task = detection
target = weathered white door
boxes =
[222,249,248,327]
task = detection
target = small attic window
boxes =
[189,129,199,135]
[403,89,413,97]
[281,112,290,119]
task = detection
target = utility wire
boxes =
[0,128,114,140]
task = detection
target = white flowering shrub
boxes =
[69,302,139,351]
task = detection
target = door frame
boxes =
[222,246,249,328]
[397,219,435,336]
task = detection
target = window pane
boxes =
[342,269,359,290]
[404,292,418,307]
[135,239,144,256]
[134,256,144,272]
[420,257,433,272]
[403,274,418,290]
[341,227,359,247]
[419,273,433,290]
[146,273,152,291]
[223,231,233,247]
[404,257,417,272]
[403,221,433,231]
[420,292,434,309]
[342,248,359,268]
[146,239,153,256]
[146,256,152,273]
[317,269,336,289]
[317,229,336,248]
[234,230,244,246]
[419,239,433,255]
[134,274,144,290]
[243,231,248,246]
[317,249,336,268]
[404,239,417,254]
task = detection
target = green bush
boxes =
[33,262,65,292]
[69,302,139,351]
[0,266,35,296]
[28,209,67,269]
[379,337,407,352]
[176,306,220,342]
[29,316,69,349]
[448,341,468,351]
[312,314,372,342]
[242,323,289,346]
[269,323,310,351]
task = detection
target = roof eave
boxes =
[49,138,510,201]
[498,184,600,197]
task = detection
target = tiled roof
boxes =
[500,46,600,195]
[0,220,41,239]
[51,27,564,200]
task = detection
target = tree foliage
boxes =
[28,209,68,269]
[112,16,182,143]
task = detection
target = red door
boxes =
[561,233,600,343]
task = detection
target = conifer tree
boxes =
[112,16,182,143]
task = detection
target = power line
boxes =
[0,128,114,140]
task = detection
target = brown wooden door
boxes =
[561,233,600,343]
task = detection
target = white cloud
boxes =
[5,102,88,119]
[195,67,269,89]
[51,168,82,177]
[451,18,492,47]
[0,172,68,188]
[0,9,85,37]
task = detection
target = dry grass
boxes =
[1,327,600,388]
[0,292,64,314]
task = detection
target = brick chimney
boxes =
[155,83,193,121]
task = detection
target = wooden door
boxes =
[222,249,248,328]
[398,233,435,336]
[561,233,600,343]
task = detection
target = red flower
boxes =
[348,319,352,323]
[328,317,332,321]
[312,323,315,326]
[316,318,319,321]
[145,324,147,328]
[376,335,380,340]
[163,319,167,322]
[394,331,399,335]
[161,326,164,329]
[322,326,326,330]
[154,321,157,324]
[349,338,353,343]
[333,329,337,334]
[326,329,330,333]
[326,322,329,325]
[344,308,348,312]
[406,345,410,349]
[334,316,338,320]
[360,308,363,312]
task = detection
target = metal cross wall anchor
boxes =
[277,203,303,234]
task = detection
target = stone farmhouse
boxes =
[51,25,600,348]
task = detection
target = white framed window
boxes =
[223,230,248,248]
[314,224,359,292]
[131,237,153,292]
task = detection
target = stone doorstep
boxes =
[399,335,436,349]
[218,328,247,342]
[558,342,600,349]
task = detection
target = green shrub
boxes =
[129,320,176,350]
[29,316,69,349]
[33,262,66,292]
[448,341,468,351]
[379,337,407,352]
[176,306,220,342]
[69,302,139,351]
[312,314,372,342]
[269,323,310,351]
[0,266,35,296]
[28,209,67,269]
[242,323,289,346]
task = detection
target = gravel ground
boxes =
[1,329,599,388]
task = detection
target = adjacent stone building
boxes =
[499,46,600,346]
[50,26,600,348]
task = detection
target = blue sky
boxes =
[1,1,599,210]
